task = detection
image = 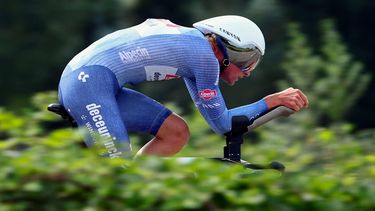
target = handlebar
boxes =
[247,106,295,132]
[225,106,295,138]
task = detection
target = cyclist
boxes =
[58,15,309,159]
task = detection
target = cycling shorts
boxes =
[58,65,172,158]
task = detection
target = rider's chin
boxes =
[230,79,238,86]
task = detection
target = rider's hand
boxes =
[264,88,309,111]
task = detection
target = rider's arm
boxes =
[184,77,269,134]
[181,39,269,134]
[264,88,309,111]
[184,77,230,133]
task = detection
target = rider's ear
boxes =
[206,35,221,57]
[210,40,222,57]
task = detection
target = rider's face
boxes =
[220,63,250,86]
[209,36,252,86]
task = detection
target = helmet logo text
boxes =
[219,28,241,42]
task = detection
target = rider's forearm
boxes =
[228,99,268,123]
[196,99,268,135]
[194,104,231,134]
[263,94,279,109]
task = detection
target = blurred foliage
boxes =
[279,19,371,125]
[0,92,375,210]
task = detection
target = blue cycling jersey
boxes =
[61,18,268,135]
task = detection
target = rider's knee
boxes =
[172,117,190,144]
[159,113,190,145]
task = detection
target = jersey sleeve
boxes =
[184,78,268,134]
[184,77,231,134]
[184,68,269,134]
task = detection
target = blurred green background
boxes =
[1,0,375,210]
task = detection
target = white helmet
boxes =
[193,15,265,72]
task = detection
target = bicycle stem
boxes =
[223,106,295,163]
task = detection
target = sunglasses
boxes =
[222,40,263,72]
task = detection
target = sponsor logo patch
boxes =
[164,74,179,80]
[145,66,179,81]
[152,72,179,81]
[199,89,217,101]
[202,103,221,109]
[78,72,89,82]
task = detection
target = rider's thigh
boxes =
[116,88,172,135]
[58,65,131,158]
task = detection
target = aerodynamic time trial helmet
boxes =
[193,15,265,72]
